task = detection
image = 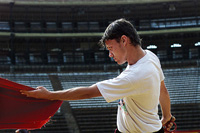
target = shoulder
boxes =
[146,50,160,63]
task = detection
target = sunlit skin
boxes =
[20,34,174,132]
[105,39,127,65]
[106,37,175,131]
[105,35,146,65]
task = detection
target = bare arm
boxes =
[21,84,102,101]
[159,80,176,131]
[159,80,172,124]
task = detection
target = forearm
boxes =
[159,81,172,120]
[160,89,171,117]
[21,84,102,101]
[50,86,96,101]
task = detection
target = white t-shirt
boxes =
[96,50,164,133]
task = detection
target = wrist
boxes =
[47,91,56,100]
[163,114,172,120]
[161,114,172,125]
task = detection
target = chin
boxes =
[117,61,126,65]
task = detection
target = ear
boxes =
[121,35,128,46]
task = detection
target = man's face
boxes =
[105,39,127,65]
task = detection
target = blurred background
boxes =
[0,0,199,132]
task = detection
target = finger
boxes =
[20,90,34,96]
[36,86,42,89]
[20,90,27,95]
[167,127,171,131]
[171,116,176,121]
[21,91,29,96]
[36,86,44,89]
[167,122,173,128]
[162,120,167,125]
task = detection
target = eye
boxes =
[107,47,112,50]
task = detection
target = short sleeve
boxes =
[96,77,135,103]
[160,69,165,81]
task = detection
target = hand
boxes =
[162,115,176,133]
[21,86,52,100]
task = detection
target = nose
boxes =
[109,51,113,58]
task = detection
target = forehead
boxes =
[105,39,118,47]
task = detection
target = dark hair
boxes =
[99,18,142,47]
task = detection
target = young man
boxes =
[21,18,175,133]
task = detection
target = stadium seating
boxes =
[73,107,117,133]
[0,0,200,132]
[0,67,199,132]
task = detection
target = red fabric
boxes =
[0,77,63,130]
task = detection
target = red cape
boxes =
[0,77,63,130]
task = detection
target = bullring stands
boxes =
[0,67,200,132]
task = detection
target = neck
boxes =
[127,45,146,65]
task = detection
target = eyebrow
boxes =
[106,46,112,50]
